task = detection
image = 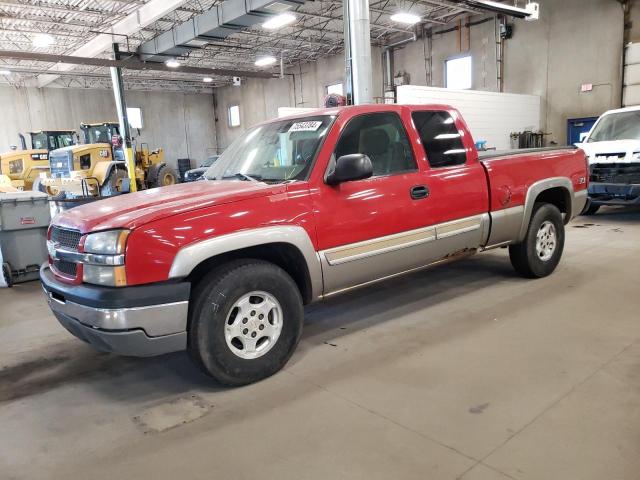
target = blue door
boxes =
[567,117,598,145]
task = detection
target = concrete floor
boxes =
[1,207,639,480]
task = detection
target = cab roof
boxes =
[80,122,119,128]
[28,130,75,134]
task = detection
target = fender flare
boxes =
[518,177,574,241]
[168,226,324,301]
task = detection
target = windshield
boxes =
[205,115,334,183]
[588,111,640,142]
[84,125,118,144]
[30,132,75,150]
[201,155,219,168]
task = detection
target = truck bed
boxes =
[477,146,578,161]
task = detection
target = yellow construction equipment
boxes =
[40,122,179,199]
[0,131,76,190]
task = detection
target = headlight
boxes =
[82,230,129,286]
[84,229,129,255]
[83,265,127,287]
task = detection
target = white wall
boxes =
[0,86,217,168]
[397,85,540,150]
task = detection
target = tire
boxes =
[100,168,127,197]
[509,203,565,278]
[147,164,179,188]
[581,203,600,216]
[2,262,13,287]
[188,259,304,386]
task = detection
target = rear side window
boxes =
[334,112,416,177]
[412,111,467,168]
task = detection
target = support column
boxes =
[110,43,137,192]
[344,0,373,104]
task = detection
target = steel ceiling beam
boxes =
[36,0,192,88]
[0,49,277,78]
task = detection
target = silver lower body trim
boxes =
[46,293,188,338]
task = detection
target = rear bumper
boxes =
[40,265,190,357]
[588,183,640,206]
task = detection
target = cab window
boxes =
[412,111,467,168]
[334,112,416,176]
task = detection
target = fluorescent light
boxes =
[165,59,180,68]
[255,56,277,67]
[262,13,296,29]
[0,70,11,75]
[203,77,214,83]
[390,12,421,24]
[32,33,55,48]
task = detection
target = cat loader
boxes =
[40,122,179,199]
[0,130,75,190]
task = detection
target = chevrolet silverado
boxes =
[41,104,589,385]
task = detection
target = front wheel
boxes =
[509,203,565,278]
[188,259,304,386]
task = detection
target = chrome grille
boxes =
[590,163,640,185]
[50,226,81,251]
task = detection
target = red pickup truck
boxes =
[41,104,588,385]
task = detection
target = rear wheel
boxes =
[188,259,304,386]
[581,203,600,216]
[100,169,127,197]
[509,203,565,278]
[147,164,179,188]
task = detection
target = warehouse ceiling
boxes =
[0,0,493,92]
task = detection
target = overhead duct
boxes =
[448,1,539,20]
[138,0,306,63]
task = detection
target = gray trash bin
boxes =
[0,191,50,285]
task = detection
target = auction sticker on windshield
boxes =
[289,121,323,132]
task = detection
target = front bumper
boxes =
[588,183,640,206]
[40,265,190,357]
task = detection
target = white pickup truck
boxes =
[578,106,640,214]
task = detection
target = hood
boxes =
[54,180,284,233]
[579,140,640,164]
[0,149,47,160]
[51,144,111,156]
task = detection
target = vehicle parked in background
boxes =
[184,155,219,182]
[41,104,588,386]
[578,106,640,214]
[0,130,76,191]
[40,122,180,199]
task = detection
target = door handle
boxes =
[410,185,429,200]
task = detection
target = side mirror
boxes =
[326,154,373,185]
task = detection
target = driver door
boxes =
[313,110,434,294]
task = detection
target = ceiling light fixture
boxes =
[0,70,11,75]
[32,33,55,48]
[390,12,421,25]
[165,59,181,68]
[255,56,277,67]
[203,77,214,83]
[262,12,296,29]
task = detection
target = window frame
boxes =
[228,104,241,128]
[411,109,468,169]
[444,53,473,90]
[329,111,418,180]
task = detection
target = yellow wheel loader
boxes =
[0,130,76,191]
[41,122,179,199]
